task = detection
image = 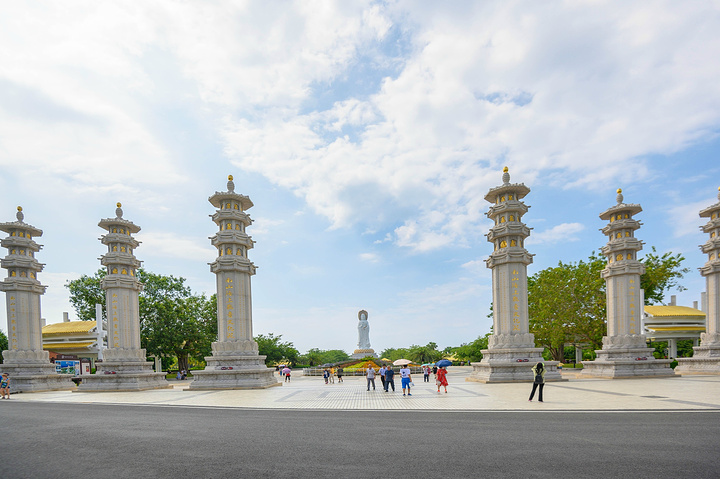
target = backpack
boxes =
[534,370,543,384]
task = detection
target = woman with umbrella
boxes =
[436,359,451,393]
[282,366,292,382]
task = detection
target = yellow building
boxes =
[643,299,705,358]
[42,318,106,365]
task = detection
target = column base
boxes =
[188,354,280,390]
[0,363,76,393]
[75,360,169,392]
[466,348,564,383]
[581,347,676,378]
[675,344,720,375]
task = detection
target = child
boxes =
[1,373,10,399]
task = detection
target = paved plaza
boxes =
[4,366,720,411]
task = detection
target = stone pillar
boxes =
[468,168,562,383]
[677,187,720,374]
[76,203,168,391]
[582,189,674,378]
[190,176,279,389]
[0,207,75,392]
[575,347,583,364]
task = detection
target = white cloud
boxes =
[136,231,214,262]
[359,252,380,263]
[667,200,711,238]
[526,223,586,246]
[218,2,720,252]
[2,1,720,258]
[251,218,285,236]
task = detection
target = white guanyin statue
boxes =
[357,310,371,349]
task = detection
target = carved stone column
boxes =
[582,190,674,378]
[189,176,279,389]
[468,168,562,383]
[76,204,169,391]
[0,207,74,392]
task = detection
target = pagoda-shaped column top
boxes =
[485,167,533,268]
[209,176,256,276]
[98,202,141,235]
[0,207,46,292]
[699,186,720,277]
[209,175,254,211]
[98,203,142,282]
[599,189,645,278]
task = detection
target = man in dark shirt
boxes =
[384,366,395,392]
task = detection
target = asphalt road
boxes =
[1,402,719,478]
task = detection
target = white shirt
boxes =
[379,367,386,376]
[366,368,376,378]
[400,367,411,378]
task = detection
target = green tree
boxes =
[0,329,8,364]
[452,333,490,362]
[299,348,350,366]
[641,247,690,305]
[379,347,411,362]
[408,342,443,363]
[255,333,299,366]
[66,270,106,320]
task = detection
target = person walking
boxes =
[323,368,329,384]
[379,364,387,390]
[529,362,545,402]
[366,365,376,391]
[1,373,10,399]
[400,365,413,396]
[432,365,438,379]
[436,366,448,393]
[282,366,292,382]
[423,365,431,382]
[329,367,335,384]
[384,366,395,392]
[337,367,344,383]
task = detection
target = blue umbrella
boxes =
[436,359,452,367]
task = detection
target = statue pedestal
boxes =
[675,343,720,375]
[467,347,564,383]
[582,347,676,378]
[188,342,279,390]
[75,348,169,392]
[351,349,377,359]
[0,351,76,393]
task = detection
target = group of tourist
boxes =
[313,363,454,395]
[322,367,344,384]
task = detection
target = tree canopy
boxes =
[299,348,350,366]
[255,333,300,366]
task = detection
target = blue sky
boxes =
[1,1,719,354]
